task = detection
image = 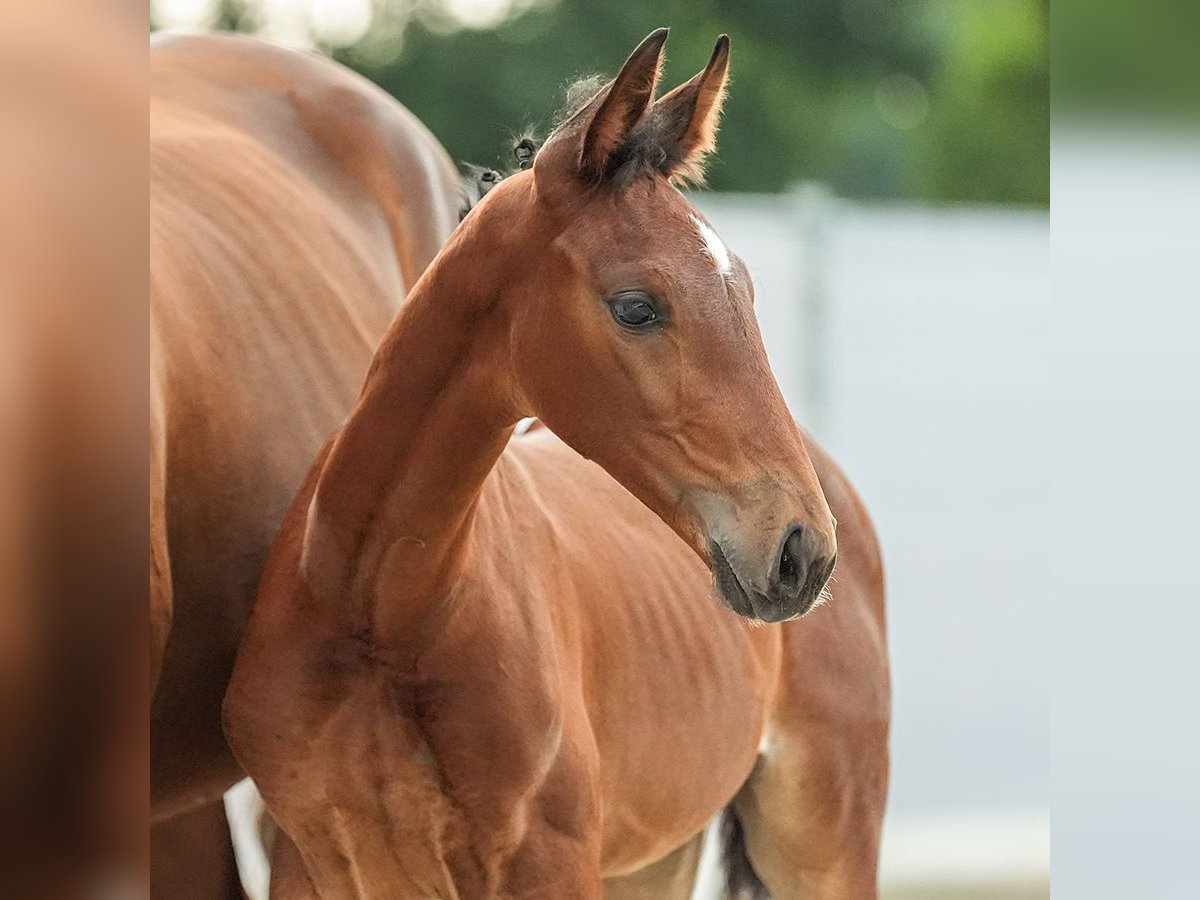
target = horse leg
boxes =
[150,799,245,900]
[733,604,889,899]
[731,711,889,899]
[601,831,704,900]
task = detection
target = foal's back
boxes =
[150,32,460,817]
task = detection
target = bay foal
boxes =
[151,33,460,895]
[226,31,889,898]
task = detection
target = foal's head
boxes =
[468,30,836,621]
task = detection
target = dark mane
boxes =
[457,128,542,220]
[460,73,606,217]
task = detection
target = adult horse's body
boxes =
[150,32,460,890]
[226,31,889,898]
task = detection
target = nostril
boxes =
[777,527,807,594]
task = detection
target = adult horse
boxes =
[151,32,460,895]
[226,30,890,898]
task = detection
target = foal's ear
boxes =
[651,35,730,183]
[575,28,668,177]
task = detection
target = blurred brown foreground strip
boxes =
[0,1,145,895]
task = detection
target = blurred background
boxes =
[1052,2,1200,898]
[151,0,1047,204]
[153,2,1052,897]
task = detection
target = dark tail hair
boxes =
[720,806,770,899]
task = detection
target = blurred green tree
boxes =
[160,0,1046,204]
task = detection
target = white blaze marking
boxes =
[692,215,732,277]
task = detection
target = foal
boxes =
[226,30,889,898]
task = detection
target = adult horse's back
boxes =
[150,30,459,847]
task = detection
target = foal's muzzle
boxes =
[710,525,835,622]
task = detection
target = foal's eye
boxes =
[608,292,663,331]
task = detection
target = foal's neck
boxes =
[303,198,527,643]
